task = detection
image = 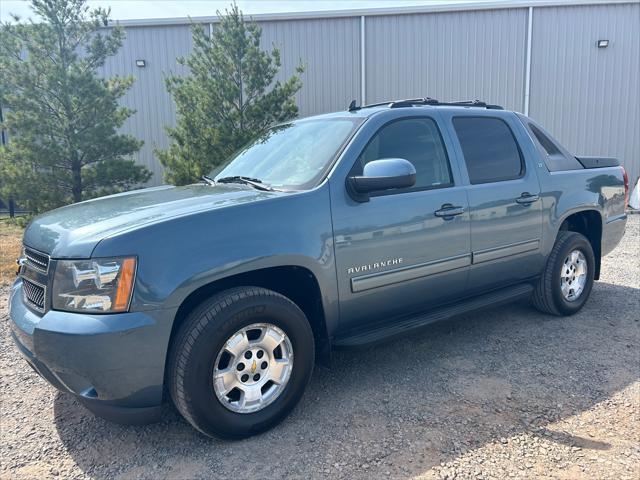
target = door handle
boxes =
[516,193,540,205]
[435,205,465,219]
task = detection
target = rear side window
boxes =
[529,123,562,156]
[358,117,452,191]
[453,117,524,184]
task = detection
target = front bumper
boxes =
[8,279,177,424]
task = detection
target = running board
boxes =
[333,283,533,347]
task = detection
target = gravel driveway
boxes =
[1,216,638,480]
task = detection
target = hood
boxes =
[23,184,283,258]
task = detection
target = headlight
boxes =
[52,257,137,313]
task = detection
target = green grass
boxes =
[0,221,23,287]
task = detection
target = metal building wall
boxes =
[364,8,528,111]
[528,3,640,183]
[104,18,360,183]
[258,17,361,118]
[100,24,195,184]
[101,2,639,186]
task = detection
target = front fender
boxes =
[164,252,335,316]
[93,185,339,334]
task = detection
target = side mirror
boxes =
[348,158,416,199]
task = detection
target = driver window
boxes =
[357,117,453,191]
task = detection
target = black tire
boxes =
[531,231,595,316]
[168,286,315,439]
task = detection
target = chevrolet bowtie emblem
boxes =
[251,360,257,373]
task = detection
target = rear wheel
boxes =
[168,287,315,439]
[532,231,595,316]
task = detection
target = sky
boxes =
[1,0,501,22]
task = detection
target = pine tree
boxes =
[157,4,304,186]
[0,0,149,213]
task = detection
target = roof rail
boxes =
[388,97,438,108]
[347,98,504,111]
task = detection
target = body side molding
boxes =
[472,239,540,265]
[350,254,471,293]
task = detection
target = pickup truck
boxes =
[9,98,628,439]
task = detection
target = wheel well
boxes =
[559,210,602,279]
[168,266,331,367]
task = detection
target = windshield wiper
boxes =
[216,176,275,191]
[201,175,216,185]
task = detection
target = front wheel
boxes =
[168,287,315,439]
[531,231,595,316]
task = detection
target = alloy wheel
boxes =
[213,323,294,413]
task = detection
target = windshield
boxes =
[213,118,361,190]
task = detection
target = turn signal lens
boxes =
[114,258,136,311]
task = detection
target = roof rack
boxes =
[348,97,503,111]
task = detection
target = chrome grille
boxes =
[24,247,50,273]
[23,278,46,312]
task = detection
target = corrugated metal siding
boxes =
[97,4,638,187]
[258,17,361,117]
[100,24,194,184]
[101,19,360,184]
[529,3,640,183]
[364,8,528,111]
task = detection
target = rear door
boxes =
[442,112,544,293]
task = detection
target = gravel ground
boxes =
[1,216,638,480]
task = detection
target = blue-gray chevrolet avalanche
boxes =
[9,99,629,439]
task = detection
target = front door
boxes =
[330,114,471,333]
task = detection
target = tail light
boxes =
[621,166,629,208]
